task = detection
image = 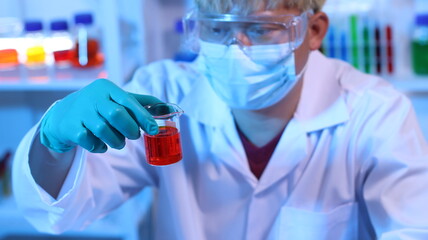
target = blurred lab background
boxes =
[0,0,427,239]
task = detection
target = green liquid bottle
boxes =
[412,14,428,76]
[350,15,360,70]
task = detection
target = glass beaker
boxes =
[143,103,184,166]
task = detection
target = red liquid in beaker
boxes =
[144,126,182,166]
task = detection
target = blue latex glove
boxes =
[40,79,162,153]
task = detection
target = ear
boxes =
[307,11,329,51]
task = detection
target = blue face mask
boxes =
[198,40,307,110]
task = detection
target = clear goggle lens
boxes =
[182,10,312,51]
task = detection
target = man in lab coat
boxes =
[12,0,428,239]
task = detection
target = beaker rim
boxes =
[144,102,184,119]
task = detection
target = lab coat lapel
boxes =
[179,66,256,185]
[210,115,258,187]
[294,50,350,131]
[180,51,350,190]
[255,50,350,193]
[255,119,308,194]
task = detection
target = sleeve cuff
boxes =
[15,120,87,207]
[35,146,86,205]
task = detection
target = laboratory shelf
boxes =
[0,80,94,92]
[0,52,139,92]
[389,77,428,94]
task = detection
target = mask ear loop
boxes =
[295,59,309,81]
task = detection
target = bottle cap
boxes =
[74,13,94,25]
[416,14,428,26]
[175,19,184,34]
[0,18,22,37]
[50,20,69,31]
[24,20,43,32]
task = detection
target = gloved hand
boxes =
[40,79,162,153]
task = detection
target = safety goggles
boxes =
[182,9,312,50]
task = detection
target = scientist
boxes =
[12,0,428,239]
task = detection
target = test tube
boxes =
[350,15,360,70]
[385,25,394,74]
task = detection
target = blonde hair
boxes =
[194,0,326,14]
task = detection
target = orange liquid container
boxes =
[144,126,183,166]
[71,13,103,68]
[70,38,103,68]
[0,49,19,68]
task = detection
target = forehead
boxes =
[194,8,303,27]
[251,8,301,17]
[198,7,302,19]
[195,0,303,16]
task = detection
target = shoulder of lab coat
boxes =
[304,52,428,238]
[344,72,428,237]
[125,59,200,102]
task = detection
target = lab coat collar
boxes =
[256,117,309,193]
[255,51,350,193]
[294,50,350,132]
[179,51,350,191]
[180,51,349,132]
[179,58,234,128]
[179,65,254,182]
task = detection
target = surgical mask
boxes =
[198,40,306,110]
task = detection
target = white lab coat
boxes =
[13,51,428,240]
